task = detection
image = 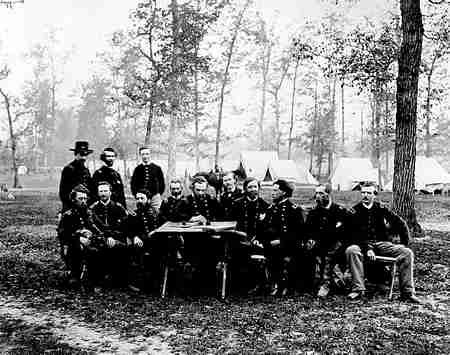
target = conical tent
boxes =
[239,150,279,180]
[331,158,379,191]
[384,156,450,192]
[264,160,318,186]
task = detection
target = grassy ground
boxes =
[0,191,449,354]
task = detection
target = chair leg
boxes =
[161,263,169,299]
[221,262,227,300]
[388,263,396,300]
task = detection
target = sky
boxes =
[0,0,394,144]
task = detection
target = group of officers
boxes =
[57,141,421,303]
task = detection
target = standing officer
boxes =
[58,184,102,286]
[220,171,243,220]
[59,141,93,212]
[92,147,127,208]
[305,184,351,298]
[90,181,128,287]
[130,146,165,211]
[263,179,305,296]
[346,183,421,303]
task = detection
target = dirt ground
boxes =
[0,191,448,354]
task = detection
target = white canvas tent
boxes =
[239,150,279,180]
[384,156,450,192]
[331,158,379,191]
[264,160,318,186]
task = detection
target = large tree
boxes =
[392,0,424,236]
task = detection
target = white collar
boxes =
[362,201,374,209]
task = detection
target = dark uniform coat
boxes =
[130,163,165,197]
[59,160,93,211]
[185,194,222,221]
[92,166,127,207]
[90,200,128,243]
[58,207,101,246]
[159,196,190,223]
[305,202,351,251]
[220,188,244,221]
[232,196,269,239]
[262,199,305,257]
[128,204,160,241]
[350,201,409,253]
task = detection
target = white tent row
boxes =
[330,158,380,191]
[238,151,318,186]
[384,156,450,192]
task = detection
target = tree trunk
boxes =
[259,41,272,150]
[145,103,153,145]
[327,76,337,178]
[341,81,345,152]
[167,0,180,181]
[288,57,300,160]
[374,90,382,189]
[309,79,318,173]
[0,88,20,188]
[424,53,438,157]
[215,0,250,166]
[271,57,290,155]
[392,0,424,236]
[194,69,200,172]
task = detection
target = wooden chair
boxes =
[374,255,398,300]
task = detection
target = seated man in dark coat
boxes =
[220,171,244,220]
[127,188,162,291]
[92,147,127,208]
[159,179,190,223]
[305,184,351,298]
[346,183,421,303]
[90,181,128,287]
[262,179,305,296]
[58,184,103,286]
[231,177,269,294]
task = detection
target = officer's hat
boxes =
[70,141,93,155]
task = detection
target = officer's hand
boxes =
[79,228,92,239]
[306,239,316,250]
[79,236,90,247]
[62,245,69,256]
[133,236,143,248]
[367,249,376,261]
[270,239,281,247]
[107,237,116,248]
[147,230,156,238]
[190,215,207,224]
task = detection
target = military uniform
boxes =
[59,160,93,212]
[220,188,244,221]
[185,194,222,222]
[130,163,165,209]
[305,202,351,291]
[346,201,415,297]
[92,165,127,207]
[159,196,190,223]
[90,200,129,286]
[57,207,103,282]
[262,199,305,294]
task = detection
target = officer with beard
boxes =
[305,184,351,298]
[90,181,128,287]
[92,147,126,208]
[58,184,103,286]
[231,177,269,294]
[263,179,305,296]
[127,189,162,292]
[220,171,243,220]
[159,179,190,223]
[59,141,93,212]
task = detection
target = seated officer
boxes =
[346,183,421,303]
[305,184,351,298]
[231,177,269,294]
[220,171,243,220]
[127,188,162,291]
[184,176,222,293]
[57,184,103,286]
[262,179,305,296]
[90,181,128,287]
[159,179,190,223]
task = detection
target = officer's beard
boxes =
[246,191,258,200]
[317,197,330,208]
[105,160,114,167]
[171,191,182,199]
[136,202,146,210]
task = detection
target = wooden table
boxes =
[154,221,237,299]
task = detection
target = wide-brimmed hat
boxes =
[70,141,93,154]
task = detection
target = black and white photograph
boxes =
[0,0,449,353]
